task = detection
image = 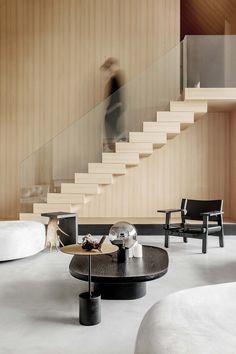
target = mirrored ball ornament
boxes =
[109,221,137,248]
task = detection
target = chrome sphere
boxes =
[109,221,137,248]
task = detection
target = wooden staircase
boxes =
[20,99,207,221]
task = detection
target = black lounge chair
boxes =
[158,199,224,254]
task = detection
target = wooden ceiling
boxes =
[181,0,236,38]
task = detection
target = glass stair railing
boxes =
[20,41,182,214]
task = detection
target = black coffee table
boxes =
[69,245,169,299]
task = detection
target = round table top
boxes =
[69,245,169,283]
[61,243,118,256]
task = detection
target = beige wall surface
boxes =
[0,0,180,219]
[230,110,236,220]
[80,113,231,219]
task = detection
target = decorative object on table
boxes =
[128,241,138,258]
[61,243,118,326]
[45,217,70,251]
[41,212,78,246]
[133,243,143,258]
[109,221,137,263]
[82,234,106,251]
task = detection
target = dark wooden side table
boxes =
[69,245,169,300]
[61,243,118,326]
[41,212,78,245]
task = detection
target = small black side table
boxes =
[61,243,118,326]
[41,212,78,245]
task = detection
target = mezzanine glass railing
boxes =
[183,35,236,88]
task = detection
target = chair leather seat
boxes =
[207,226,222,234]
[184,226,221,234]
[184,227,206,234]
[165,225,221,235]
[164,224,183,231]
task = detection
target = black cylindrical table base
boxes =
[79,292,101,326]
[117,248,129,263]
[94,282,146,300]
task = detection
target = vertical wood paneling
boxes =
[230,110,236,220]
[0,0,180,219]
[181,0,236,38]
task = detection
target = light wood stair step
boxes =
[129,132,167,147]
[143,121,180,138]
[75,173,113,185]
[184,88,236,101]
[61,183,100,195]
[102,152,139,166]
[170,100,207,119]
[183,88,236,112]
[156,111,194,129]
[47,193,86,204]
[88,163,127,175]
[33,203,79,214]
[116,142,153,156]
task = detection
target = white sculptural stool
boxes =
[0,221,46,261]
[135,282,236,354]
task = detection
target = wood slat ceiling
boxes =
[181,0,236,38]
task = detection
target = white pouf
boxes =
[135,282,236,354]
[0,221,46,261]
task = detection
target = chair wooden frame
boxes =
[158,199,224,254]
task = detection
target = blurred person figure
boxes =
[100,57,125,152]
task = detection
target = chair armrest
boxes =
[157,209,185,214]
[200,211,224,217]
[201,211,224,229]
[158,209,185,229]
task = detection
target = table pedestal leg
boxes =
[79,255,101,326]
[94,282,146,300]
[88,254,91,296]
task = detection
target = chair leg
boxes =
[164,231,169,248]
[218,215,224,248]
[183,237,188,243]
[219,231,224,248]
[202,235,207,254]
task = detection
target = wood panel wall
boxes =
[229,11,236,34]
[230,110,236,220]
[80,112,231,219]
[0,0,180,219]
[181,0,236,38]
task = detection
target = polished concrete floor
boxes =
[1,236,236,354]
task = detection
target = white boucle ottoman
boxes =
[135,282,236,354]
[0,221,46,261]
